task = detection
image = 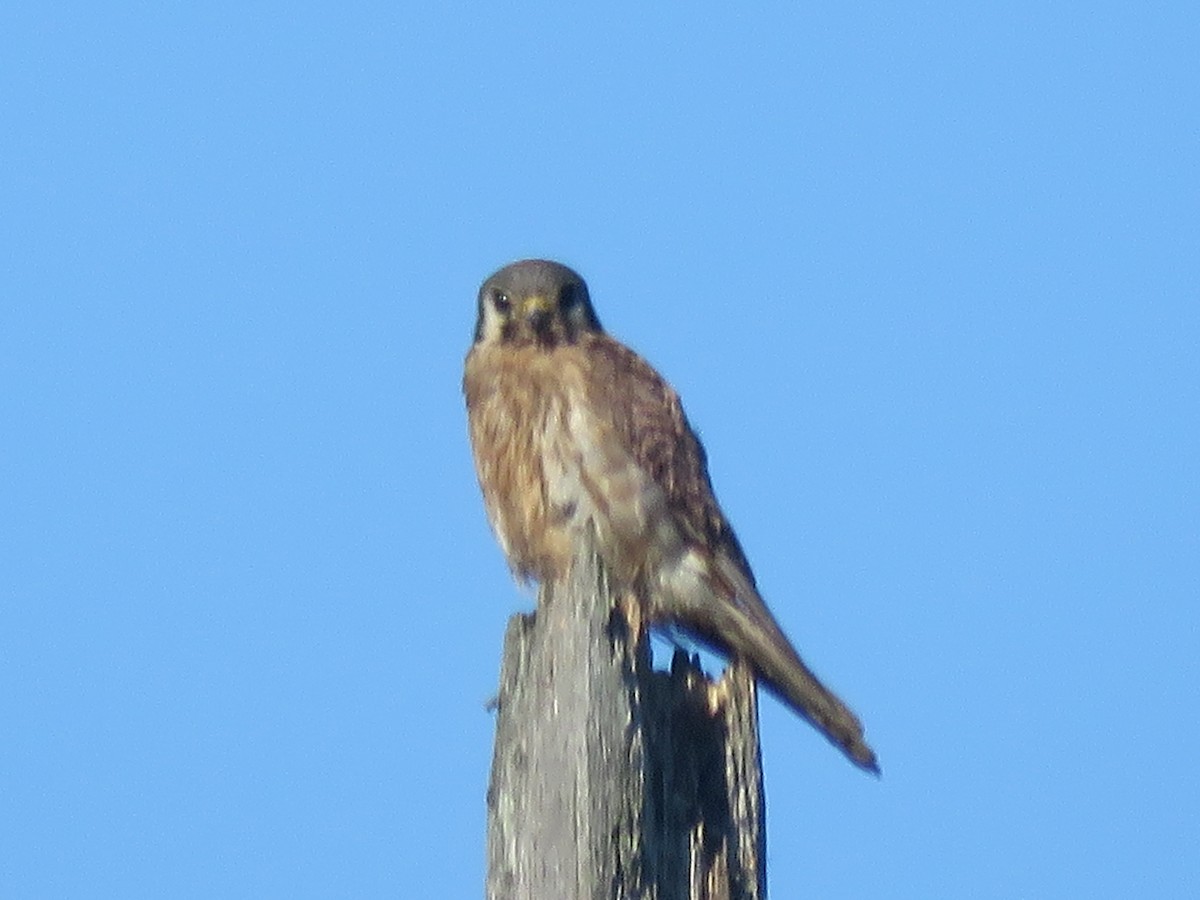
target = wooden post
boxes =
[486,537,767,900]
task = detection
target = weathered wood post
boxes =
[486,535,767,900]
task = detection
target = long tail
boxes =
[656,551,879,774]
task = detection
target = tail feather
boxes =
[657,550,879,774]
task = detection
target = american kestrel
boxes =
[464,259,878,773]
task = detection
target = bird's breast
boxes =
[465,344,681,587]
[464,346,589,581]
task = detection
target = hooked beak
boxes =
[522,294,553,333]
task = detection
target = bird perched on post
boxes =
[463,259,878,774]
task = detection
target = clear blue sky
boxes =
[3,3,1197,897]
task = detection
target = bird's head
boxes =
[473,259,603,349]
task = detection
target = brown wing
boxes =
[581,333,879,773]
[580,333,754,578]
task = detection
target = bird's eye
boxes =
[492,291,511,314]
[559,284,577,307]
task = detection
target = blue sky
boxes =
[3,3,1197,896]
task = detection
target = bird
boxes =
[463,259,878,773]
